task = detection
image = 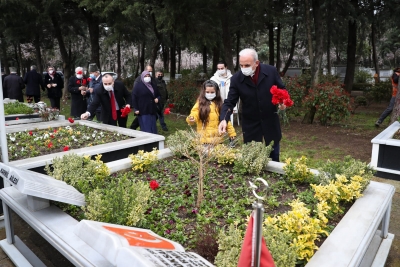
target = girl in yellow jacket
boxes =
[186,80,236,144]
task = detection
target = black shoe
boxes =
[162,127,168,131]
[375,120,381,127]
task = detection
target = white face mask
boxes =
[241,66,255,76]
[103,84,113,91]
[76,74,83,79]
[144,77,151,83]
[217,69,226,76]
[48,70,54,75]
[148,71,152,76]
[205,93,216,100]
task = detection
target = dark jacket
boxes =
[156,78,168,106]
[2,74,7,98]
[4,74,24,101]
[44,73,63,98]
[220,63,286,145]
[68,76,89,117]
[86,74,102,110]
[87,80,132,125]
[23,69,44,96]
[132,79,160,116]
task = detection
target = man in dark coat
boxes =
[44,66,63,109]
[23,65,45,103]
[218,48,286,162]
[68,67,89,119]
[86,63,102,121]
[4,67,24,102]
[81,73,132,127]
[1,69,8,99]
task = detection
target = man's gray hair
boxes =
[31,65,37,70]
[239,48,258,61]
[75,66,83,73]
[102,73,115,81]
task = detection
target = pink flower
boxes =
[150,180,159,190]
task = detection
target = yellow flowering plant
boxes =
[129,148,159,172]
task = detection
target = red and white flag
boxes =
[237,212,275,267]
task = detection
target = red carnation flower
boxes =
[47,142,53,148]
[82,79,87,85]
[76,80,80,85]
[29,131,33,136]
[87,77,91,81]
[53,129,57,133]
[168,103,175,108]
[68,117,74,123]
[63,146,69,151]
[270,85,294,125]
[15,117,19,120]
[164,108,171,115]
[50,134,54,138]
[149,180,160,190]
[121,106,131,118]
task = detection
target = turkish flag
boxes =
[237,213,275,267]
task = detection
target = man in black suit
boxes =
[23,65,45,103]
[1,69,8,99]
[218,48,287,162]
[80,73,131,127]
[4,67,25,102]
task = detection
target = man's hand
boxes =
[135,110,139,115]
[81,112,90,120]
[88,88,93,93]
[81,90,86,96]
[155,98,159,103]
[218,120,227,135]
[278,104,286,110]
[47,84,51,88]
[52,83,57,87]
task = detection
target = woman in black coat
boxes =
[44,66,63,109]
[132,71,160,134]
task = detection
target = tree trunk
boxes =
[170,33,176,80]
[212,46,220,74]
[33,32,43,74]
[268,22,274,65]
[117,37,121,79]
[276,23,281,71]
[177,44,181,74]
[311,0,324,86]
[235,31,240,72]
[13,43,19,74]
[140,40,145,73]
[0,36,9,74]
[50,14,71,98]
[371,19,379,79]
[202,45,207,75]
[135,43,140,78]
[304,0,314,68]
[343,18,357,93]
[281,0,299,76]
[17,43,24,77]
[84,11,100,68]
[162,43,169,72]
[221,1,233,71]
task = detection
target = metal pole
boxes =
[253,201,264,267]
[0,60,8,165]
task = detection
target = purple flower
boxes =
[192,208,198,214]
[165,229,171,234]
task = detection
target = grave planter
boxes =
[5,120,164,174]
[371,121,400,180]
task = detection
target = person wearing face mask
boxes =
[130,65,155,130]
[131,71,161,134]
[23,65,45,103]
[186,80,236,144]
[81,73,131,127]
[68,67,89,119]
[44,66,63,109]
[155,71,169,131]
[218,48,286,162]
[210,61,239,125]
[85,63,103,121]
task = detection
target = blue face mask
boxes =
[90,74,96,79]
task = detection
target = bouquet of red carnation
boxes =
[164,108,171,115]
[270,85,294,125]
[120,106,131,118]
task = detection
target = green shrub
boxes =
[365,80,392,103]
[233,141,272,175]
[354,69,373,83]
[214,224,243,267]
[4,102,34,115]
[352,83,373,91]
[129,148,159,172]
[168,74,201,114]
[84,174,153,226]
[45,154,110,195]
[302,82,352,125]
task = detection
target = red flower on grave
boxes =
[164,108,171,115]
[53,129,57,133]
[47,142,53,148]
[15,117,19,120]
[149,180,160,190]
[29,131,33,136]
[168,103,175,108]
[63,146,69,151]
[50,134,54,138]
[68,117,74,123]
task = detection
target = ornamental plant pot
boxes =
[371,121,400,180]
[5,120,165,174]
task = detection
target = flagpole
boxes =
[0,60,9,193]
[249,178,268,267]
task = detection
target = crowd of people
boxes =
[1,48,288,161]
